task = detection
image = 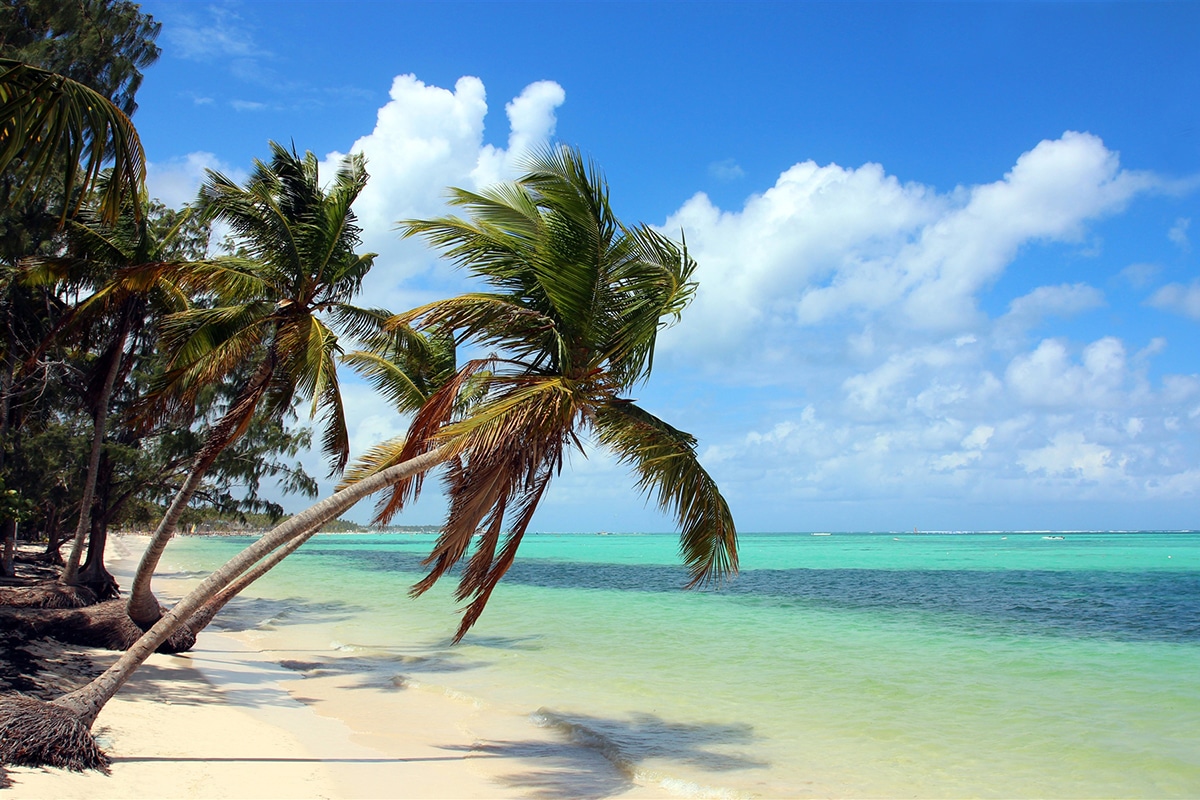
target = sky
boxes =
[131,0,1200,533]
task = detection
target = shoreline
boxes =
[4,535,673,799]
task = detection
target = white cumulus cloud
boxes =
[146,151,247,209]
[1005,337,1129,408]
[1018,431,1117,482]
[318,75,566,312]
[661,131,1156,358]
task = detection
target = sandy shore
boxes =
[4,535,672,799]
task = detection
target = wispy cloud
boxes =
[164,3,261,61]
[230,99,269,112]
[708,158,745,181]
[1148,280,1200,320]
[1169,217,1191,251]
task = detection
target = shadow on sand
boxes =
[206,595,368,634]
[443,710,767,799]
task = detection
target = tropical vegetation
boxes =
[0,0,739,774]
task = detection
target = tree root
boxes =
[0,695,109,772]
[0,582,96,609]
[0,599,196,653]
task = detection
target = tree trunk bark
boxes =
[62,323,129,584]
[126,355,276,626]
[78,517,118,600]
[42,505,63,565]
[53,444,450,727]
[185,518,315,633]
[1,519,15,578]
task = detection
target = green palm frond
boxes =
[316,355,350,474]
[594,402,738,587]
[344,350,430,412]
[340,435,410,486]
[325,303,390,344]
[391,144,733,639]
[174,141,377,475]
[0,58,146,223]
[180,257,270,304]
[398,293,561,358]
[156,303,272,389]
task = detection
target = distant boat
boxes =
[1042,535,1065,540]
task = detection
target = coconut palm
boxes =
[0,57,145,223]
[0,145,737,769]
[182,326,459,634]
[124,141,382,628]
[22,196,201,592]
[359,144,738,640]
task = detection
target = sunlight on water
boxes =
[166,532,1200,798]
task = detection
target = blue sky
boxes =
[133,1,1199,532]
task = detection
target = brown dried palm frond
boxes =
[409,375,582,637]
[0,582,94,609]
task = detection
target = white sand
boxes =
[4,535,673,799]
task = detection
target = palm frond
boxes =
[372,359,495,522]
[0,58,146,223]
[393,145,737,638]
[344,350,428,411]
[325,303,390,344]
[594,402,738,587]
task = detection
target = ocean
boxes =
[163,531,1200,798]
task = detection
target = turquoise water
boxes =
[164,531,1200,798]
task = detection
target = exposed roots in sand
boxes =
[0,599,196,653]
[0,695,110,772]
[0,582,97,609]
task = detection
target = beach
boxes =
[3,535,672,799]
[5,530,1198,798]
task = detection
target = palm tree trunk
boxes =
[53,444,450,727]
[61,332,127,584]
[0,519,14,578]
[185,514,318,633]
[42,504,63,565]
[126,356,275,626]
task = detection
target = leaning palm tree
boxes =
[124,141,382,629]
[0,57,145,223]
[0,144,737,770]
[183,326,460,634]
[372,144,737,639]
[171,144,739,641]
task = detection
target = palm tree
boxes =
[376,144,737,639]
[0,145,737,769]
[22,196,201,592]
[183,326,459,634]
[180,144,740,641]
[0,57,145,223]
[124,141,381,628]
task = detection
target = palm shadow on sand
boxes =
[444,710,767,800]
